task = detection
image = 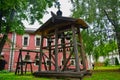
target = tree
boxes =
[0,0,55,54]
[70,0,120,59]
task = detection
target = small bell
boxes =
[24,52,31,62]
[66,33,71,40]
[35,53,39,61]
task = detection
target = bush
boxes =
[115,57,119,65]
[104,58,110,66]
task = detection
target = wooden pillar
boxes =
[71,26,80,72]
[48,40,52,70]
[61,34,66,70]
[15,49,21,74]
[55,29,59,72]
[77,27,86,70]
[19,50,24,75]
[38,35,43,71]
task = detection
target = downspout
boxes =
[9,32,16,71]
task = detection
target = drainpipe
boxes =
[9,32,16,71]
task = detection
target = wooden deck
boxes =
[33,70,91,78]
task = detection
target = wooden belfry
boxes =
[33,11,90,78]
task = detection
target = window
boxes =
[22,34,29,46]
[35,35,41,47]
[36,37,40,46]
[24,37,28,46]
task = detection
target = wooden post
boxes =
[15,49,21,74]
[62,49,73,71]
[38,35,43,71]
[48,38,52,70]
[20,50,23,75]
[71,26,80,72]
[77,27,86,70]
[55,29,59,72]
[61,35,67,70]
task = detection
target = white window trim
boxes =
[22,34,29,46]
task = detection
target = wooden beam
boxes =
[62,49,74,71]
[61,36,67,70]
[42,56,47,71]
[38,35,43,71]
[20,49,40,53]
[48,41,52,70]
[15,49,21,74]
[54,29,59,72]
[71,25,80,72]
[77,27,86,70]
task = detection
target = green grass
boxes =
[84,71,120,80]
[0,65,120,80]
[0,71,51,80]
[94,65,120,70]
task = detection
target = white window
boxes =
[22,34,29,46]
[35,35,41,47]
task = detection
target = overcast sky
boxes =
[24,0,72,29]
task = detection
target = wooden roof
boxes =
[35,12,88,35]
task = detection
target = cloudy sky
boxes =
[24,0,72,29]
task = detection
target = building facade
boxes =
[2,28,84,72]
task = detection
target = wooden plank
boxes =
[15,50,21,74]
[20,49,40,53]
[71,25,80,72]
[61,36,67,70]
[62,49,73,71]
[77,27,86,70]
[38,35,43,71]
[33,70,90,78]
[54,29,59,72]
[42,55,47,71]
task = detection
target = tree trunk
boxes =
[0,11,2,32]
[0,9,15,55]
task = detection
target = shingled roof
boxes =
[35,12,88,35]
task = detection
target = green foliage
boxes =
[71,0,119,62]
[0,0,55,34]
[104,58,110,66]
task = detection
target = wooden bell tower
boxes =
[33,11,91,79]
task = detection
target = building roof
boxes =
[25,28,37,33]
[35,12,88,35]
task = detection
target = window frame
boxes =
[22,34,29,47]
[35,35,41,47]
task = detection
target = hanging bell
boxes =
[60,33,64,39]
[35,53,39,61]
[35,53,39,65]
[24,52,31,62]
[66,33,71,40]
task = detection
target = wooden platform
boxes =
[33,70,91,78]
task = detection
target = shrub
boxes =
[115,57,119,65]
[104,58,109,66]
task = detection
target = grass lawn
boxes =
[0,65,120,80]
[94,65,120,70]
[84,71,120,80]
[0,71,50,80]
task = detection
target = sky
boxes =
[24,0,72,29]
